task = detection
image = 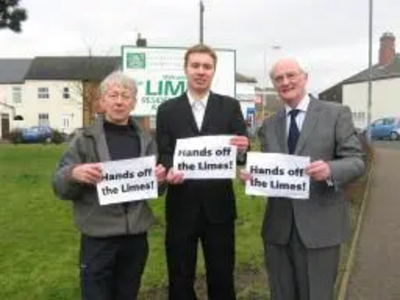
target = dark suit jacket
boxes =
[156,92,248,228]
[259,96,365,248]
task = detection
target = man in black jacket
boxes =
[156,44,249,300]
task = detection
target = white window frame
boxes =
[38,87,49,99]
[12,86,22,104]
[61,114,73,130]
[38,113,49,126]
[63,87,70,99]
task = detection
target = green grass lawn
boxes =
[0,144,267,300]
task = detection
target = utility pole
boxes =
[263,45,282,117]
[366,0,373,142]
[199,1,204,43]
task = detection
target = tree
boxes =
[0,0,27,33]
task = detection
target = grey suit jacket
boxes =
[259,96,365,249]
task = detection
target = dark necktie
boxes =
[287,109,300,154]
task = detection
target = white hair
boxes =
[269,58,308,79]
[99,71,137,96]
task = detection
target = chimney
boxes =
[379,32,396,65]
[136,33,147,47]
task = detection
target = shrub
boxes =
[51,129,65,144]
[7,129,23,144]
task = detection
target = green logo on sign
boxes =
[126,53,146,69]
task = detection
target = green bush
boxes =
[7,129,23,144]
[51,130,65,144]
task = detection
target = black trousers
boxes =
[166,211,236,300]
[79,233,148,300]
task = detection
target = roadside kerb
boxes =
[337,162,375,300]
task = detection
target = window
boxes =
[63,117,70,128]
[12,86,22,104]
[384,118,395,125]
[352,112,366,121]
[38,87,49,99]
[63,87,70,99]
[38,113,49,126]
[62,114,73,131]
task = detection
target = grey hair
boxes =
[269,58,308,79]
[99,71,137,96]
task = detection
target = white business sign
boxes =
[122,46,236,116]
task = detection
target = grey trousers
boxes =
[264,225,340,300]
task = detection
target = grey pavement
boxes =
[346,142,400,300]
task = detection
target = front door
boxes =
[1,113,10,139]
[62,114,73,134]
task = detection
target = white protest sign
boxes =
[96,156,158,205]
[246,152,310,199]
[173,135,237,179]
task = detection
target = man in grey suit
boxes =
[242,58,365,300]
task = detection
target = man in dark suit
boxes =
[156,44,249,300]
[241,58,365,300]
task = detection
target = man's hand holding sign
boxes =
[71,163,103,185]
[229,135,249,151]
[305,160,332,182]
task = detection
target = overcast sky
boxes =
[1,0,399,93]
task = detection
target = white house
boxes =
[0,59,32,139]
[21,79,83,134]
[319,32,400,129]
[18,56,120,134]
[343,75,400,129]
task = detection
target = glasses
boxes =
[273,71,303,84]
[106,93,134,101]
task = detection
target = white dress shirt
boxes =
[284,94,310,135]
[187,91,209,130]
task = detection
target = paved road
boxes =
[346,144,400,299]
[373,140,400,150]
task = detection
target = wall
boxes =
[343,77,400,129]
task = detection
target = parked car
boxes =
[21,126,54,143]
[366,117,400,140]
[9,126,66,144]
